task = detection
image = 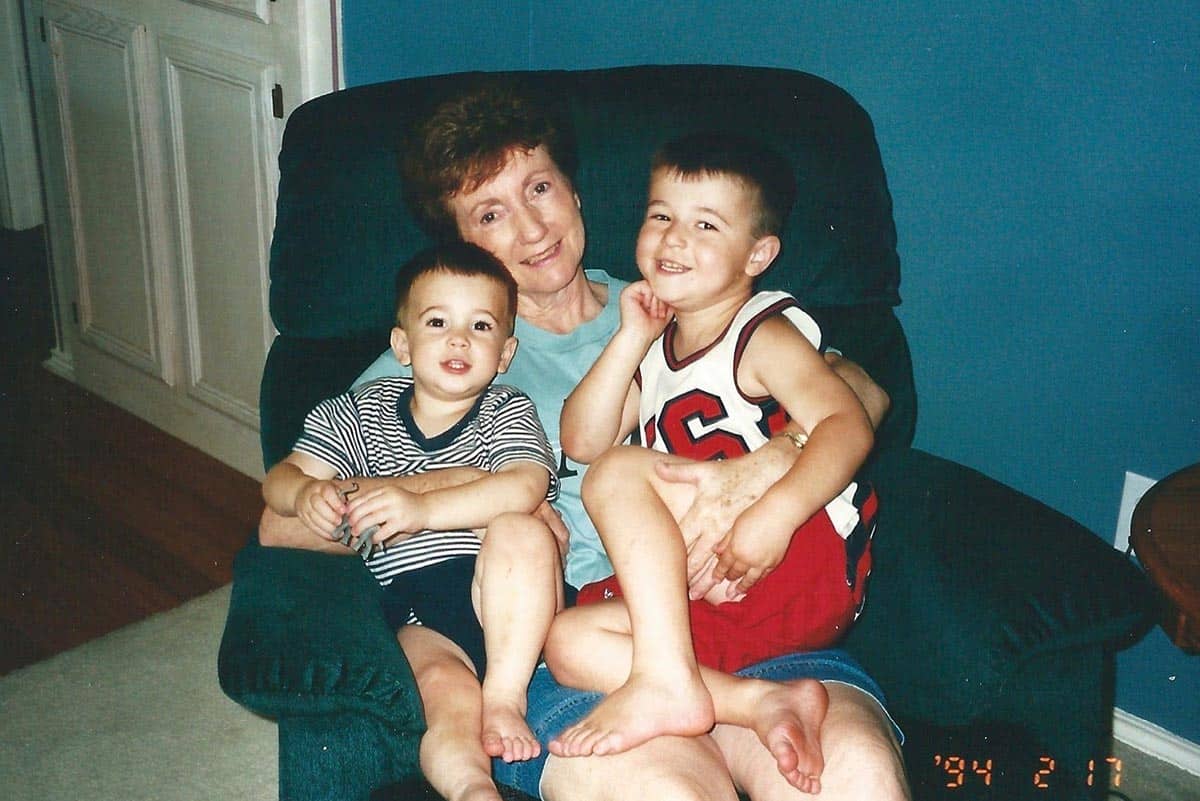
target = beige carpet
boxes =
[0,585,276,801]
[5,584,1196,801]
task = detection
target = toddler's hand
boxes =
[294,478,351,539]
[346,485,429,545]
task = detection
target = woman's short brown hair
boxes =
[402,82,577,239]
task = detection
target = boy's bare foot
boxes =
[751,678,829,794]
[549,670,714,757]
[481,695,541,763]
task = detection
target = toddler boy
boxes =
[263,241,562,801]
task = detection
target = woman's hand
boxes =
[618,281,673,343]
[654,441,796,599]
[534,499,571,561]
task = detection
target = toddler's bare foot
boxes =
[753,679,829,794]
[481,695,540,763]
[549,670,714,757]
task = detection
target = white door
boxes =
[25,0,335,477]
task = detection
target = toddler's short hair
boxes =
[652,132,797,238]
[394,241,518,334]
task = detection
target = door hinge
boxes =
[272,84,284,119]
[71,302,79,325]
[40,16,47,42]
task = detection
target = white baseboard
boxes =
[1113,707,1200,777]
[43,348,74,381]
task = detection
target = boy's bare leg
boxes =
[556,445,714,757]
[399,625,503,801]
[546,600,828,793]
[707,668,828,794]
[714,682,911,801]
[474,512,564,763]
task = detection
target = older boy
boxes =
[549,133,878,794]
[263,241,563,801]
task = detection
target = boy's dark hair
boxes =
[652,132,797,238]
[394,241,518,334]
[402,83,578,239]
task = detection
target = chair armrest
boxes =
[260,334,390,470]
[217,533,425,734]
[844,447,1155,725]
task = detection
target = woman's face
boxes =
[448,146,586,298]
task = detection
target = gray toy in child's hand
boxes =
[331,481,379,559]
[333,518,378,559]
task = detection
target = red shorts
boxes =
[577,486,877,673]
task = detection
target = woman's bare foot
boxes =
[751,679,829,794]
[481,693,540,763]
[549,670,714,757]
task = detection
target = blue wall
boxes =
[342,1,1200,744]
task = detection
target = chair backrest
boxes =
[262,65,915,465]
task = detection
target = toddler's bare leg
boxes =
[399,626,503,801]
[553,445,713,757]
[474,512,563,763]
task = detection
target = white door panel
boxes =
[45,3,174,383]
[26,0,334,478]
[160,34,275,427]
[178,0,270,25]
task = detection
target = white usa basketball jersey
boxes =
[637,291,861,537]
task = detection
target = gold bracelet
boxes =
[774,430,808,449]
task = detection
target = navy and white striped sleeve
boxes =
[486,388,560,502]
[292,392,366,479]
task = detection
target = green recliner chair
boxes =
[218,65,1154,801]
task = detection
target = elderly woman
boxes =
[261,86,908,801]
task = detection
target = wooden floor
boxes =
[0,227,263,675]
